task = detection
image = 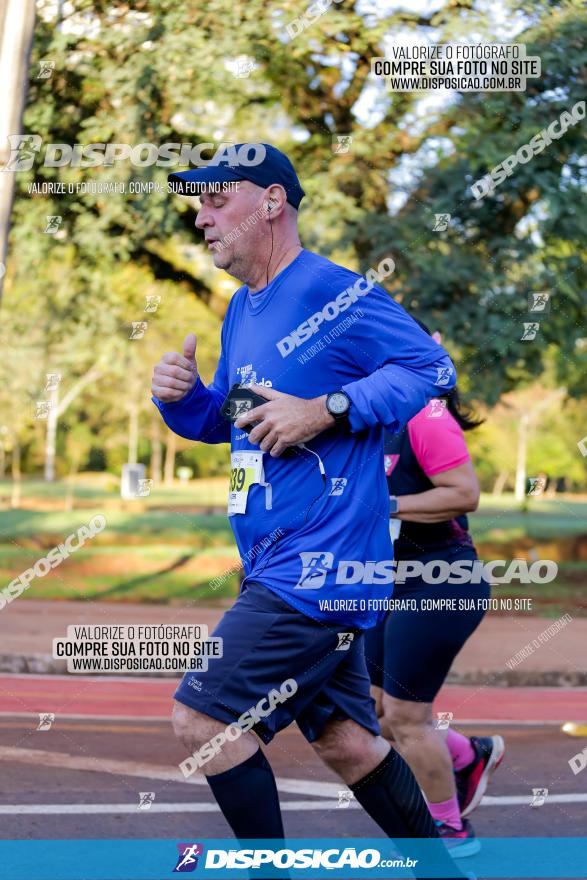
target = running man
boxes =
[151,143,465,875]
[365,325,504,856]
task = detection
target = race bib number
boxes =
[228,451,263,516]
[389,517,402,544]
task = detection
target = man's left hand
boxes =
[235,385,336,457]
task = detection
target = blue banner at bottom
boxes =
[1,838,586,879]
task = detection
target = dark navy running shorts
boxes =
[174,580,380,744]
[364,549,490,703]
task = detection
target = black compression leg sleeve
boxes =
[206,747,285,840]
[350,746,437,836]
[350,748,467,879]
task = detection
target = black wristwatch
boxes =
[389,495,399,515]
[326,390,351,431]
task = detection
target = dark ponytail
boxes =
[412,316,484,432]
[444,386,484,432]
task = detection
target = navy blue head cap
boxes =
[168,142,305,209]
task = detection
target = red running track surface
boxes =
[0,675,585,722]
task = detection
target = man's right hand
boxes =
[151,333,199,403]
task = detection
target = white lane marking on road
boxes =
[2,794,587,815]
[0,746,587,813]
[0,747,206,785]
[0,746,587,815]
[480,794,587,805]
[0,746,339,797]
[0,802,349,814]
[1,746,586,808]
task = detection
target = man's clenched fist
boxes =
[151,333,198,403]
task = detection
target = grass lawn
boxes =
[0,475,230,507]
[0,507,232,543]
[0,543,241,604]
[489,563,586,618]
[0,479,585,613]
[474,493,587,542]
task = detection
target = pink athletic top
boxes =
[407,402,471,476]
[383,400,474,558]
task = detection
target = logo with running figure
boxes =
[3,134,43,171]
[530,788,548,808]
[36,713,55,731]
[435,365,454,386]
[329,477,347,496]
[173,843,204,872]
[236,363,273,388]
[295,552,334,589]
[384,453,399,477]
[433,213,451,232]
[435,712,453,731]
[337,789,355,807]
[521,322,539,341]
[427,399,447,419]
[137,792,155,810]
[528,292,550,312]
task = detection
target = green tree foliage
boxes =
[370,1,586,402]
[2,0,585,480]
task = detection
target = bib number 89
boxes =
[230,467,246,492]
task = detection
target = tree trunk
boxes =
[10,437,21,508]
[163,429,176,486]
[514,413,529,502]
[492,470,509,496]
[44,385,59,481]
[128,401,138,465]
[150,410,162,484]
[0,0,37,307]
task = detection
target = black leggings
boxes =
[364,549,490,702]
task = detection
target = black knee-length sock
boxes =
[206,748,285,840]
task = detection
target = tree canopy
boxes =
[1,0,585,480]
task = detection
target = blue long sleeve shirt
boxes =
[152,249,456,628]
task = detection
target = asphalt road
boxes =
[0,675,586,843]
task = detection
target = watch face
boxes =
[328,392,349,415]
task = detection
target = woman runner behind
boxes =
[365,326,505,857]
